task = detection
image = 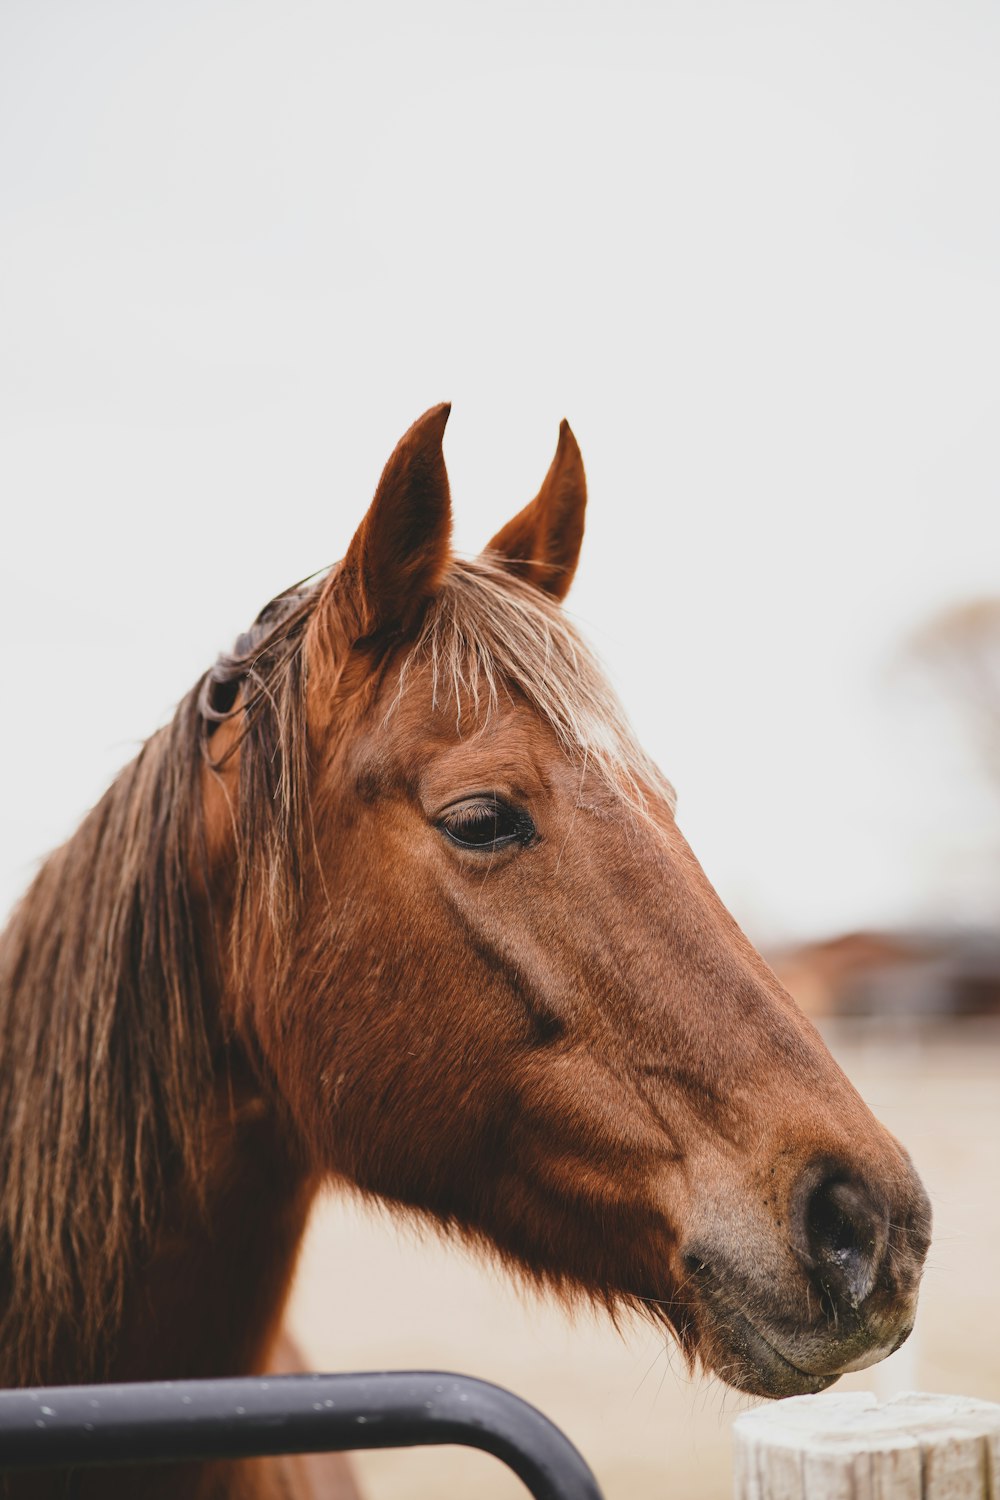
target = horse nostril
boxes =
[802,1176,887,1312]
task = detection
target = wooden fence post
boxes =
[733,1391,1000,1500]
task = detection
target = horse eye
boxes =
[438,797,535,852]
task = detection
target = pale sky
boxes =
[2,0,999,941]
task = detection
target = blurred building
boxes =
[770,928,1000,1022]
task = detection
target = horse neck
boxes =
[112,743,319,1385]
[7,1084,321,1498]
[111,1075,319,1385]
[108,733,320,1385]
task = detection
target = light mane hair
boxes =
[0,554,670,1385]
[407,557,676,817]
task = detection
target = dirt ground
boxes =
[286,1026,1000,1500]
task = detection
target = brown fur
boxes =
[0,407,931,1498]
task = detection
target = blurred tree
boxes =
[905,598,1000,798]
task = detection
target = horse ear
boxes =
[316,403,453,649]
[485,420,586,600]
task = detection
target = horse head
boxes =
[214,404,930,1398]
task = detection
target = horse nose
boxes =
[793,1172,890,1311]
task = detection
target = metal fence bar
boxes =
[0,1370,605,1500]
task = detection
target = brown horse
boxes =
[0,406,930,1499]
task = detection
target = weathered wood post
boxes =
[733,1391,1000,1500]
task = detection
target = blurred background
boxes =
[2,2,998,1495]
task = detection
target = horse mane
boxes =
[0,555,668,1386]
[0,582,314,1386]
[0,682,215,1384]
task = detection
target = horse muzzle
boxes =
[681,1156,932,1398]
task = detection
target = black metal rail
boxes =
[0,1370,605,1500]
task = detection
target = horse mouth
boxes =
[690,1272,916,1398]
[696,1301,840,1398]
